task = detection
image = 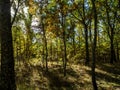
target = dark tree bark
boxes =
[0,0,16,89]
[110,28,115,64]
[89,19,92,43]
[62,16,67,76]
[82,0,89,65]
[72,29,76,56]
[84,25,89,65]
[50,41,53,61]
[91,0,98,90]
[116,41,119,61]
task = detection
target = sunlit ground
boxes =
[15,59,120,90]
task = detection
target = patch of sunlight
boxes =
[98,79,119,89]
[29,58,41,66]
[82,65,91,71]
[109,82,119,86]
[98,80,110,88]
[83,76,91,82]
[17,85,40,90]
[31,72,40,81]
[95,68,108,74]
[17,84,34,90]
[67,76,76,82]
[103,63,114,67]
[96,68,119,80]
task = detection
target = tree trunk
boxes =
[42,21,48,72]
[50,41,53,61]
[82,0,89,65]
[116,41,119,61]
[110,28,116,63]
[63,33,67,76]
[73,31,76,56]
[84,25,89,65]
[0,0,16,89]
[62,16,67,76]
[89,20,92,43]
[91,0,98,90]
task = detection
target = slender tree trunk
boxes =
[91,0,98,90]
[73,31,76,56]
[63,32,67,76]
[83,0,89,65]
[0,0,16,89]
[23,39,25,64]
[84,25,89,65]
[42,45,45,68]
[79,35,81,51]
[89,20,92,43]
[110,29,114,64]
[62,15,67,76]
[42,21,48,72]
[50,41,53,61]
[56,38,59,64]
[116,41,119,61]
[19,36,22,64]
[71,23,76,56]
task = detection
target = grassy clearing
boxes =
[15,59,120,90]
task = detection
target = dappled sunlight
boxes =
[14,59,120,90]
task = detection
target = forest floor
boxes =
[16,58,120,90]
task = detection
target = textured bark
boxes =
[0,0,16,89]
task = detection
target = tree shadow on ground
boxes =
[97,63,120,76]
[66,67,80,78]
[16,63,33,87]
[86,68,120,86]
[36,65,78,90]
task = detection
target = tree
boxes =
[0,0,16,89]
[91,0,98,90]
[71,0,92,65]
[59,1,68,76]
[38,0,49,71]
[105,0,117,64]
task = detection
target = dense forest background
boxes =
[0,0,120,90]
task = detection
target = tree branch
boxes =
[11,0,21,26]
